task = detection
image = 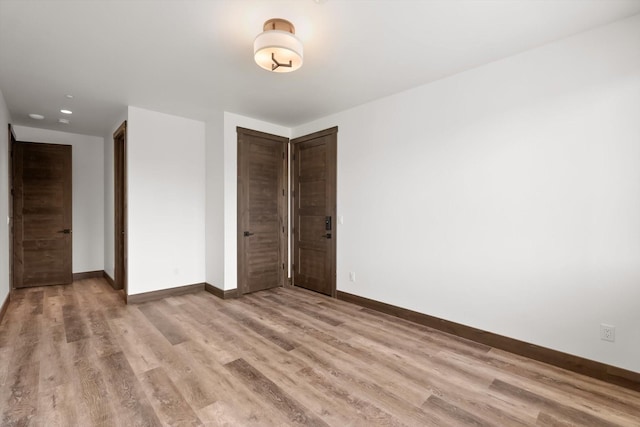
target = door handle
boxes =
[243,231,255,237]
[323,233,331,239]
[58,229,72,234]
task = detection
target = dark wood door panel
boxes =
[22,240,70,286]
[299,180,326,208]
[238,128,288,295]
[12,142,72,288]
[291,128,337,297]
[299,215,327,247]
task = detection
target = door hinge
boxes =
[282,226,285,233]
[282,189,285,196]
[282,263,285,270]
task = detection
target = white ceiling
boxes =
[1,0,639,137]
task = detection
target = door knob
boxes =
[58,229,72,234]
[243,231,255,237]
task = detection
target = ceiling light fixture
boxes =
[58,118,70,124]
[29,113,45,120]
[254,18,303,73]
[60,109,72,114]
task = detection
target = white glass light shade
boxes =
[254,29,303,73]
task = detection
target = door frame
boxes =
[7,125,15,292]
[290,127,338,298]
[237,127,289,295]
[114,121,128,301]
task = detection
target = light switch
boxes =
[339,215,344,225]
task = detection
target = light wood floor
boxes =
[1,279,639,426]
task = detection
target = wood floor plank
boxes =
[0,347,12,386]
[1,281,639,426]
[196,397,297,427]
[108,316,162,375]
[218,305,298,351]
[44,285,62,298]
[242,292,355,340]
[490,379,622,427]
[423,394,491,426]
[292,343,444,426]
[0,342,40,427]
[175,340,295,426]
[139,366,203,426]
[38,323,69,392]
[264,292,344,326]
[295,365,407,427]
[170,311,237,365]
[62,298,89,343]
[98,351,162,426]
[86,309,120,358]
[423,388,536,426]
[35,381,79,427]
[245,291,535,423]
[28,291,44,316]
[486,347,640,411]
[138,303,189,345]
[119,309,218,410]
[69,339,116,426]
[175,305,361,426]
[225,357,330,427]
[42,294,64,326]
[449,350,639,426]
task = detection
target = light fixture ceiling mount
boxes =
[254,18,303,73]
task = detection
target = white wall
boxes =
[103,113,128,280]
[221,112,290,291]
[127,106,205,295]
[0,90,11,305]
[292,15,640,373]
[205,112,225,288]
[13,126,105,274]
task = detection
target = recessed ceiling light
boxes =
[29,113,45,120]
[58,118,70,124]
[60,109,72,114]
[65,94,74,99]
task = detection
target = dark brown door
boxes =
[237,127,288,295]
[114,121,127,297]
[291,127,337,296]
[12,142,72,288]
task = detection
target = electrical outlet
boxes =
[349,272,356,282]
[600,324,615,342]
